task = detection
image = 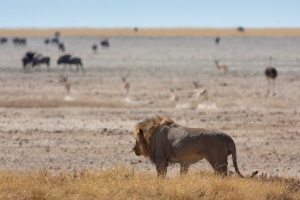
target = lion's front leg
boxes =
[156,159,168,177]
[180,163,190,175]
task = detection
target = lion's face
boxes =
[132,128,149,157]
[132,139,142,156]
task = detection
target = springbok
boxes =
[169,88,179,103]
[59,75,71,94]
[192,81,207,101]
[214,60,228,72]
[121,75,130,96]
[265,56,278,96]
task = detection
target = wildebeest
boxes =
[51,38,60,45]
[100,39,109,48]
[44,39,50,45]
[237,26,245,33]
[22,52,51,72]
[22,51,36,72]
[0,37,8,44]
[32,56,51,71]
[57,54,85,72]
[13,37,27,46]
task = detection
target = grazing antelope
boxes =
[32,55,51,71]
[192,81,207,100]
[265,56,278,96]
[59,75,71,94]
[214,60,228,72]
[169,88,179,103]
[121,75,130,96]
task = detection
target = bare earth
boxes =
[0,31,299,177]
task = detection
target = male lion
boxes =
[132,115,258,178]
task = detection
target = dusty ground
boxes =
[0,70,299,177]
[0,34,299,177]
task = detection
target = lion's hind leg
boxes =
[206,154,228,176]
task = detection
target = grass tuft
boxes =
[0,167,299,199]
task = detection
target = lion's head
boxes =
[132,115,175,157]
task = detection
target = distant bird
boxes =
[92,44,98,53]
[265,56,278,96]
[214,60,228,73]
[59,75,71,94]
[215,36,220,45]
[121,74,130,96]
[192,81,207,100]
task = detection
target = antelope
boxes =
[169,88,179,103]
[192,81,207,101]
[59,75,71,94]
[214,60,228,72]
[265,56,278,96]
[121,75,130,96]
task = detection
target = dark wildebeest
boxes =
[92,44,98,53]
[100,39,109,48]
[0,37,8,44]
[51,38,60,45]
[265,56,278,96]
[44,39,50,45]
[134,27,138,32]
[58,43,65,52]
[57,54,85,72]
[32,56,51,71]
[13,37,27,46]
[237,26,245,33]
[22,51,36,72]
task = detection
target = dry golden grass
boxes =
[0,167,299,200]
[1,28,300,36]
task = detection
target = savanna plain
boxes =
[0,28,299,199]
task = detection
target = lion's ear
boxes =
[137,129,143,136]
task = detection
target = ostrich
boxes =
[92,44,98,53]
[265,56,278,96]
[121,75,130,96]
[215,36,220,45]
[59,75,71,94]
[214,60,228,72]
[192,81,207,101]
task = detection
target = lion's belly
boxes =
[169,154,204,164]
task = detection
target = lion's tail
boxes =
[228,137,244,178]
[228,137,258,178]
